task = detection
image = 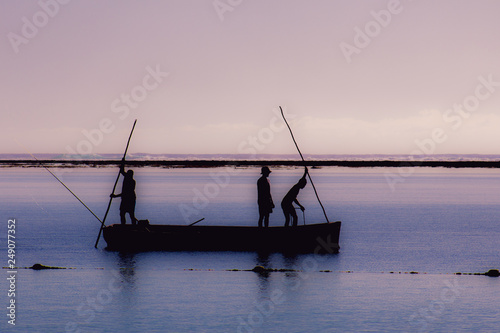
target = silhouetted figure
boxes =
[257,166,274,227]
[111,158,137,225]
[281,167,307,227]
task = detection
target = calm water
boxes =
[1,166,499,332]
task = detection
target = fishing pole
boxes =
[188,217,205,226]
[280,106,329,223]
[19,146,103,224]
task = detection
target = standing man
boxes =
[257,166,274,227]
[281,167,308,227]
[111,158,137,225]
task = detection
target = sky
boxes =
[2,0,500,156]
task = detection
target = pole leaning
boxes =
[94,119,137,248]
[280,107,329,223]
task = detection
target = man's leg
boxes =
[120,210,126,225]
[129,210,137,225]
[264,213,269,228]
[258,206,264,227]
[291,210,298,227]
[283,209,290,227]
[129,201,137,225]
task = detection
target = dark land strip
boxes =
[1,160,500,168]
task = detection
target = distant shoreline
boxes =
[2,159,500,168]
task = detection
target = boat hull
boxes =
[103,221,341,253]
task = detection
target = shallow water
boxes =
[1,166,499,332]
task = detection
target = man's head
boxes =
[298,177,307,189]
[261,166,271,176]
[126,170,134,177]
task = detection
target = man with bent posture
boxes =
[281,167,307,227]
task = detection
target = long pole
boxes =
[188,218,205,226]
[21,148,104,225]
[280,106,329,223]
[94,119,137,248]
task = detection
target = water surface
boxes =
[1,166,499,332]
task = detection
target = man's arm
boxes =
[302,166,308,180]
[119,158,126,176]
[294,199,305,211]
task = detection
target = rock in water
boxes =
[251,265,266,273]
[485,269,500,277]
[30,263,65,270]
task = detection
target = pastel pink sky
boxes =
[2,0,500,155]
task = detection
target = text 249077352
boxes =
[7,219,17,326]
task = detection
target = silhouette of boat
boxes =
[103,221,341,253]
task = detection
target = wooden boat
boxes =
[103,221,341,253]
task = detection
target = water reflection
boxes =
[251,252,306,296]
[114,251,137,309]
[254,252,272,296]
[252,252,338,295]
[239,252,306,333]
[117,251,136,286]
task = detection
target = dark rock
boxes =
[251,265,267,273]
[485,269,500,277]
[30,263,65,270]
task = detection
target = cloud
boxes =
[6,111,499,155]
[290,110,500,154]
